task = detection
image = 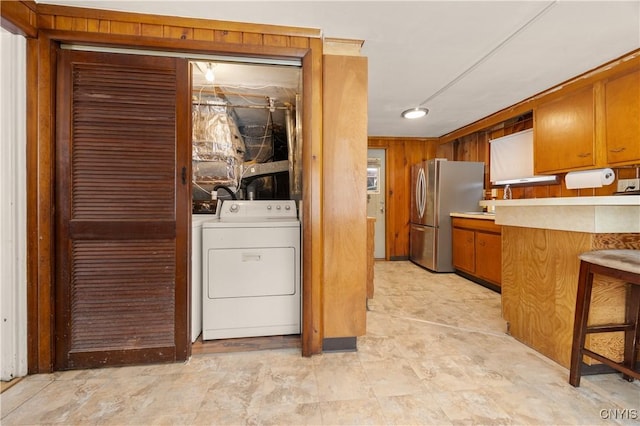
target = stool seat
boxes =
[579,250,640,275]
[569,249,640,387]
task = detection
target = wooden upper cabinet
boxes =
[534,87,595,173]
[604,68,640,165]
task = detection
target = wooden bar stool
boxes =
[569,249,640,387]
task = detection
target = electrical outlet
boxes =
[617,178,640,192]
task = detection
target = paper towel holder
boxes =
[565,168,616,190]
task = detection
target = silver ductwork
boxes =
[192,101,245,200]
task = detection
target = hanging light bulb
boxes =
[205,63,215,83]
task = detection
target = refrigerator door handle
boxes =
[417,167,426,219]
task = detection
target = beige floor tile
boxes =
[0,376,53,417]
[254,363,320,405]
[257,402,323,426]
[314,360,375,403]
[377,391,453,426]
[2,261,639,426]
[361,359,425,398]
[432,389,512,424]
[318,398,387,425]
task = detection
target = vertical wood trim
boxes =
[53,48,71,370]
[30,33,55,373]
[301,38,323,356]
[174,58,191,360]
[26,37,39,374]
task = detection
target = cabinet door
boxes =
[452,228,475,274]
[605,69,640,165]
[475,232,501,286]
[534,87,595,173]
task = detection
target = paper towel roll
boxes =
[565,168,615,189]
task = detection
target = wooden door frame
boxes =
[27,29,324,373]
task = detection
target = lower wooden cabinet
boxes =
[452,217,502,290]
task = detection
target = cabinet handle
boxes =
[467,238,473,243]
[181,166,187,185]
[609,147,626,153]
[577,153,591,158]
[479,241,485,246]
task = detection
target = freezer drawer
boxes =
[410,224,437,271]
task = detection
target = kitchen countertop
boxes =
[450,212,496,220]
[478,195,640,233]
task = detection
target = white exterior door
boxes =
[366,149,386,259]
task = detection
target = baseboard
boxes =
[454,270,501,294]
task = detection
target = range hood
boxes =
[489,129,557,186]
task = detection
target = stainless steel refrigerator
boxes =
[410,159,485,272]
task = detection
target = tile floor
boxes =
[2,261,639,425]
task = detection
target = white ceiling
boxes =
[40,1,640,137]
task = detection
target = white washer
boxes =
[191,214,216,342]
[202,200,300,340]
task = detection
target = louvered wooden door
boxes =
[55,50,190,370]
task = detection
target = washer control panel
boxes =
[218,200,297,219]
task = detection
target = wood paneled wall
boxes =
[368,137,437,260]
[36,4,318,44]
[323,54,368,338]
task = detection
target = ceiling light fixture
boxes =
[205,63,215,83]
[401,107,429,119]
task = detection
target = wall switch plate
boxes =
[617,178,640,192]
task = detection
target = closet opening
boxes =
[190,60,302,210]
[189,59,304,352]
